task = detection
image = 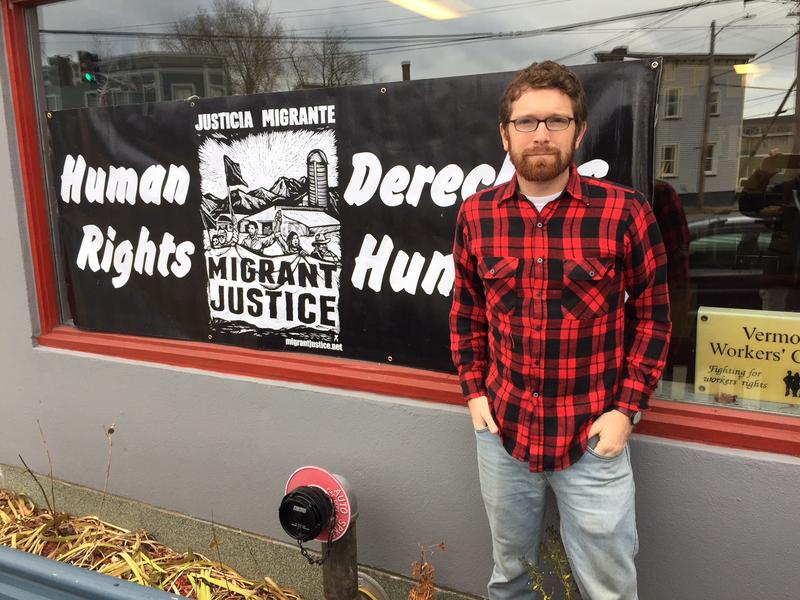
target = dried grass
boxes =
[0,490,301,600]
[408,542,445,600]
[521,526,577,600]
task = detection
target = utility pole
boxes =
[697,20,715,210]
[792,7,800,154]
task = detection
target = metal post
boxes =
[792,13,800,154]
[322,520,359,600]
[697,19,715,210]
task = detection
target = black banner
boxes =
[47,59,660,372]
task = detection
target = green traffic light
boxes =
[83,72,95,83]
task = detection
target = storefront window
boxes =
[34,0,800,417]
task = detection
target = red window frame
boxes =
[5,0,800,457]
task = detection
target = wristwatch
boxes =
[615,407,642,426]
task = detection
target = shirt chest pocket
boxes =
[561,257,619,320]
[478,256,519,314]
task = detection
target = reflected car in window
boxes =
[688,213,779,313]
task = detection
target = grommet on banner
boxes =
[387,356,393,362]
[380,87,387,94]
[651,60,659,69]
[46,112,52,119]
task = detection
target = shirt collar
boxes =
[497,163,588,207]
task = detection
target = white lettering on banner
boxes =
[380,165,411,207]
[106,166,138,204]
[430,164,464,207]
[390,250,426,294]
[261,105,336,128]
[59,154,190,206]
[343,151,610,207]
[75,224,195,289]
[420,251,454,296]
[139,165,167,205]
[351,234,453,296]
[462,164,497,202]
[84,164,106,203]
[407,166,436,207]
[195,111,255,131]
[61,154,86,203]
[206,253,339,330]
[494,153,515,187]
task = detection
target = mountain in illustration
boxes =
[249,187,279,203]
[269,176,305,200]
[201,193,226,218]
[203,174,322,218]
[230,188,277,213]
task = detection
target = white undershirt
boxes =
[524,191,562,212]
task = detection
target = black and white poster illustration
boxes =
[198,125,342,350]
[47,59,660,371]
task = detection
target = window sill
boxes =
[38,326,800,458]
[38,325,461,404]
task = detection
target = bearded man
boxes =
[449,61,671,600]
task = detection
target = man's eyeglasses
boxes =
[507,116,576,133]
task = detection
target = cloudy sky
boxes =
[37,0,799,118]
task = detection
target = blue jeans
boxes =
[475,428,639,600]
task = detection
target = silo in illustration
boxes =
[307,149,329,208]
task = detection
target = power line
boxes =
[39,29,498,43]
[744,107,794,118]
[290,0,570,34]
[89,0,568,34]
[271,0,385,17]
[745,90,793,103]
[555,5,697,62]
[700,29,800,82]
[39,0,752,45]
[42,0,781,71]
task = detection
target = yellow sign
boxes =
[695,306,800,405]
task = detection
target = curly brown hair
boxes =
[499,61,587,127]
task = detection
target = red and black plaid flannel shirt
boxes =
[450,165,671,472]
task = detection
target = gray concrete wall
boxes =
[2,25,800,600]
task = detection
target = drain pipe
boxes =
[0,544,183,600]
[279,466,388,600]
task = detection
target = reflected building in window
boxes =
[596,46,755,208]
[739,114,798,184]
[42,51,229,109]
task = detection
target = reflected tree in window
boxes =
[286,28,368,89]
[166,0,285,95]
